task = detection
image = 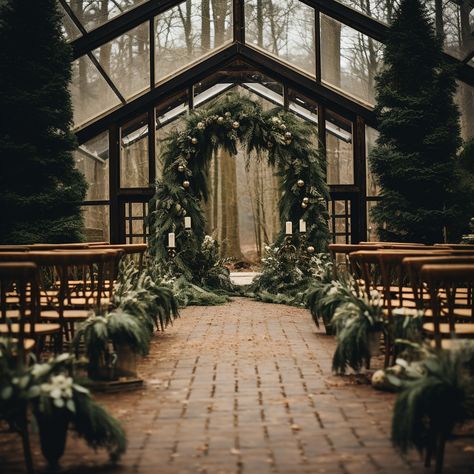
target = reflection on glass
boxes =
[92,22,150,100]
[75,132,110,201]
[365,125,380,197]
[245,0,316,76]
[326,111,353,185]
[366,199,379,242]
[65,0,146,32]
[320,14,383,105]
[120,115,149,188]
[456,80,474,141]
[154,0,233,83]
[82,205,110,242]
[335,0,400,24]
[70,55,122,127]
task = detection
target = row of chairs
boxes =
[0,242,147,357]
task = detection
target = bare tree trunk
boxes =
[201,0,210,52]
[321,15,341,87]
[212,0,226,45]
[256,0,263,48]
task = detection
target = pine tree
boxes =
[369,0,462,243]
[0,0,86,244]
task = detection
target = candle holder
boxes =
[167,247,177,258]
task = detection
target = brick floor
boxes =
[1,298,473,473]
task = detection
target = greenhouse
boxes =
[1,0,474,472]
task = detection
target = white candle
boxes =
[299,219,306,233]
[168,232,176,248]
[184,216,192,229]
[285,221,292,235]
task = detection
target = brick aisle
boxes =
[1,298,473,473]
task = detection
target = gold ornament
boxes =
[285,132,292,139]
[297,179,305,188]
[182,209,187,216]
[302,197,309,204]
[271,116,280,125]
[217,116,224,124]
[176,204,182,212]
[285,139,292,145]
[191,137,198,145]
[307,246,315,254]
[301,202,308,209]
[197,121,205,130]
[183,180,190,188]
[280,124,287,131]
[225,111,231,118]
[232,121,240,129]
[178,164,185,172]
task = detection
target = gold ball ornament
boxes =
[225,111,232,118]
[183,180,190,188]
[307,246,315,254]
[297,179,305,188]
[217,116,225,124]
[271,116,280,125]
[280,124,287,131]
[301,202,308,209]
[232,121,240,129]
[197,121,205,130]
[182,209,187,216]
[285,139,292,145]
[302,197,310,204]
[285,132,292,139]
[178,164,185,172]
[175,204,182,212]
[191,137,198,145]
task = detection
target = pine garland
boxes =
[148,93,329,288]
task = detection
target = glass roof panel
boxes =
[65,0,147,33]
[154,0,233,84]
[70,55,122,128]
[245,0,316,77]
[92,22,150,100]
[335,0,399,24]
[59,3,82,42]
[320,13,383,106]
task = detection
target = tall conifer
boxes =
[0,0,86,243]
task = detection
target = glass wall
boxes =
[154,0,233,83]
[326,111,353,185]
[321,14,383,105]
[245,0,316,76]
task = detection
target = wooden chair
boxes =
[0,261,61,355]
[421,264,474,349]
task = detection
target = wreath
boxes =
[148,93,330,298]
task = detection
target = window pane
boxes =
[326,111,353,185]
[366,199,379,242]
[335,1,400,24]
[92,22,150,100]
[71,55,122,128]
[59,4,82,41]
[154,0,233,83]
[65,0,146,32]
[75,132,110,200]
[365,125,380,197]
[320,13,383,106]
[82,205,110,242]
[245,0,316,77]
[120,114,149,188]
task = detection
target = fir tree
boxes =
[369,0,462,243]
[0,0,86,244]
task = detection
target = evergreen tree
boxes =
[369,0,462,243]
[0,0,86,244]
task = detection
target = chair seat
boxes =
[423,322,474,336]
[0,323,61,335]
[41,309,91,320]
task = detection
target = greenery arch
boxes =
[148,93,330,280]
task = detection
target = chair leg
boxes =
[19,409,34,474]
[425,430,435,468]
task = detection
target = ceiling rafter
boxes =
[75,42,377,145]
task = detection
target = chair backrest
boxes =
[91,244,147,272]
[421,264,474,349]
[0,262,39,360]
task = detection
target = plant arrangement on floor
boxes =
[0,340,126,470]
[389,342,474,471]
[331,288,386,374]
[247,244,332,306]
[73,258,179,381]
[148,93,329,304]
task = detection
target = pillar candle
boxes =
[168,232,176,248]
[285,221,292,235]
[299,219,306,233]
[184,216,192,229]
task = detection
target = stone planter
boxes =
[368,330,383,357]
[115,343,138,378]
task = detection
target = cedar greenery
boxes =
[0,0,87,244]
[369,0,464,243]
[148,93,329,282]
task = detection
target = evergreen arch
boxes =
[148,93,329,276]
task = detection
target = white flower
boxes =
[31,363,50,378]
[371,370,386,386]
